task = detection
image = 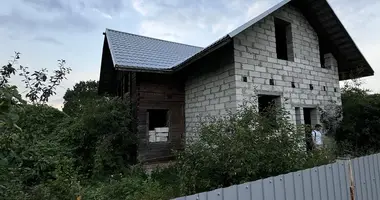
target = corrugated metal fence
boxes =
[173,153,380,200]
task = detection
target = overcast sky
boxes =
[1,0,379,108]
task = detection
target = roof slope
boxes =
[103,0,373,79]
[105,29,203,70]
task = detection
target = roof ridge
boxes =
[105,28,204,49]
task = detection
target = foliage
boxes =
[0,85,25,129]
[62,80,99,116]
[173,103,335,195]
[82,166,179,200]
[317,78,380,157]
[0,95,137,199]
[0,52,70,129]
[334,83,380,156]
[58,96,137,178]
[0,105,77,199]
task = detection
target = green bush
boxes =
[173,103,335,194]
[335,86,380,156]
[58,96,137,178]
[0,97,137,199]
[82,166,178,200]
[0,105,77,199]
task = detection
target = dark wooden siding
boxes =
[98,38,117,95]
[136,73,185,163]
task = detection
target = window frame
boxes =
[146,108,171,143]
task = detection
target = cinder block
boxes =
[242,52,254,59]
[220,97,231,103]
[256,55,267,61]
[273,75,282,80]
[242,64,255,70]
[268,68,278,74]
[156,132,169,137]
[235,56,248,64]
[215,103,225,110]
[156,136,168,142]
[260,73,271,79]
[155,127,169,133]
[149,130,156,136]
[249,71,261,77]
[283,66,293,71]
[268,57,277,63]
[234,44,247,52]
[256,66,267,72]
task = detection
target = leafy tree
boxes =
[62,80,99,116]
[0,105,77,199]
[318,78,380,157]
[0,52,71,128]
[335,84,380,156]
[0,85,25,129]
[58,96,137,178]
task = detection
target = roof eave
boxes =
[339,66,375,81]
[115,65,173,74]
[321,0,375,80]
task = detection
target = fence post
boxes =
[338,155,355,200]
[348,158,355,200]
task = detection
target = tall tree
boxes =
[62,80,99,116]
[0,52,70,128]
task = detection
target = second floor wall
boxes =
[233,4,342,108]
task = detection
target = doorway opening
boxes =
[303,107,318,151]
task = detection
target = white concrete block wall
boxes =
[184,59,236,140]
[233,4,342,124]
[184,4,343,140]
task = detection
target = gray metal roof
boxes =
[105,29,203,70]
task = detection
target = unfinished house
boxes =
[98,0,374,164]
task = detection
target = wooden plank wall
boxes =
[136,73,185,163]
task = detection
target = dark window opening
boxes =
[319,39,326,68]
[323,86,327,91]
[334,88,337,92]
[269,79,275,85]
[303,108,311,125]
[242,76,248,82]
[258,95,280,113]
[291,82,296,88]
[148,109,168,130]
[309,84,314,90]
[148,109,169,142]
[259,95,281,127]
[275,18,292,61]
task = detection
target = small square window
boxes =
[148,109,169,142]
[309,84,314,90]
[323,86,327,91]
[269,79,275,85]
[334,88,337,92]
[291,82,296,88]
[242,76,248,82]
